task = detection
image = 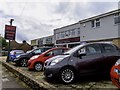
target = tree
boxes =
[0,37,8,50]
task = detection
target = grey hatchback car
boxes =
[44,43,120,84]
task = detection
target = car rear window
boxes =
[102,44,116,53]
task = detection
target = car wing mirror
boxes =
[80,52,86,56]
[78,49,86,57]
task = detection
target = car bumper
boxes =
[9,58,14,62]
[110,66,120,88]
[27,61,34,70]
[44,65,61,79]
[9,56,16,61]
[13,58,20,63]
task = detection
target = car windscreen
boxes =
[64,44,84,55]
[26,49,35,53]
[32,48,51,54]
[44,48,52,51]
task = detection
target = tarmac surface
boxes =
[0,56,119,89]
[1,58,30,90]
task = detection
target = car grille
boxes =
[111,76,120,87]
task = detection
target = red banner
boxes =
[4,25,16,40]
[56,37,80,44]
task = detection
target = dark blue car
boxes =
[9,50,24,61]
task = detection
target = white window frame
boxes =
[114,13,120,24]
[91,18,100,28]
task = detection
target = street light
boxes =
[6,19,14,62]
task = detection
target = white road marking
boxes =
[2,77,9,82]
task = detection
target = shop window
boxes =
[77,28,80,35]
[61,32,65,39]
[56,33,60,40]
[71,29,75,36]
[46,38,52,44]
[65,31,70,37]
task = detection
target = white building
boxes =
[79,9,120,47]
[31,35,54,48]
[31,9,120,48]
[31,39,39,49]
[38,35,54,47]
[54,23,80,48]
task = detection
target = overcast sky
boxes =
[1,0,119,44]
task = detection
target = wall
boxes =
[54,23,80,46]
[31,39,38,46]
[80,14,119,41]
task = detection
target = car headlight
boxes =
[50,58,63,66]
[115,59,120,66]
[30,55,39,60]
[114,68,120,74]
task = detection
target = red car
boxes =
[27,47,69,71]
[110,59,120,88]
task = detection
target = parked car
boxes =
[9,50,24,61]
[28,47,69,71]
[13,47,52,67]
[44,43,120,84]
[110,59,120,88]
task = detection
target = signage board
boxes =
[4,25,16,40]
[56,37,80,44]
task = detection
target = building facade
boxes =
[54,23,80,48]
[79,9,120,47]
[31,35,54,48]
[38,35,54,47]
[31,9,120,48]
[31,39,39,49]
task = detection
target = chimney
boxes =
[23,40,26,44]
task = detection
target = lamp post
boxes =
[6,19,14,62]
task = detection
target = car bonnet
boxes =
[45,55,70,63]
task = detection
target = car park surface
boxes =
[44,43,120,84]
[1,56,119,89]
[13,47,52,67]
[2,62,30,89]
[28,47,69,71]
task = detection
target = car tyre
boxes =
[20,58,27,67]
[59,67,75,84]
[34,63,43,71]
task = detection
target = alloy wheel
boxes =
[35,63,43,71]
[61,68,74,84]
[21,59,27,67]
